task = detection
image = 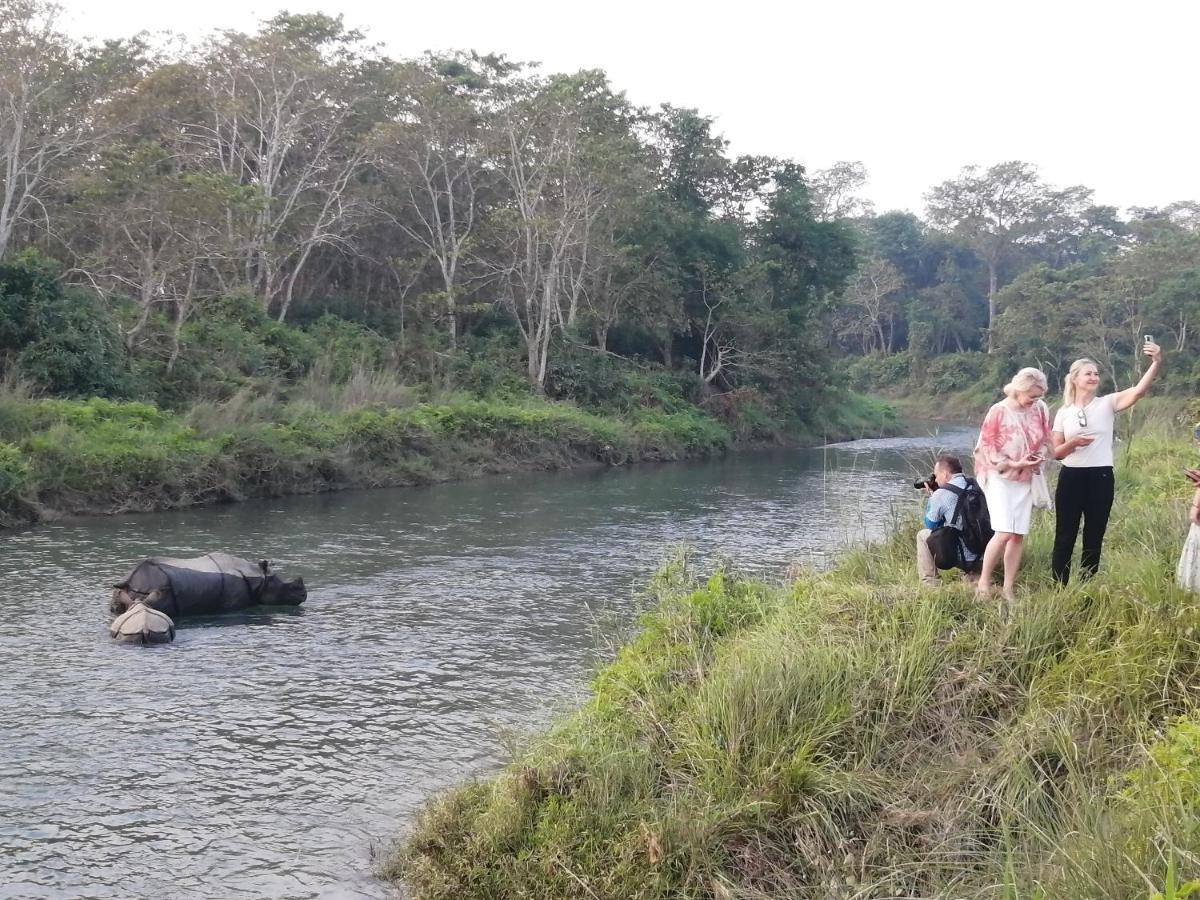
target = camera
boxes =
[913,474,937,491]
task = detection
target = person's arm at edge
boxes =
[1112,344,1163,412]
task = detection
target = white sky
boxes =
[60,0,1200,216]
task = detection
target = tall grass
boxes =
[386,429,1200,899]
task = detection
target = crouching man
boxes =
[917,454,983,586]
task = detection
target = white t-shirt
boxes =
[1053,394,1117,468]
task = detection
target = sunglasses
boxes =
[1077,409,1087,428]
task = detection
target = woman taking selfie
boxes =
[974,367,1054,601]
[1050,340,1162,584]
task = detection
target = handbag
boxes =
[1031,469,1052,510]
[1016,400,1052,510]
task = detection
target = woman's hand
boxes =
[1144,341,1163,363]
[1013,453,1044,470]
[1072,434,1096,449]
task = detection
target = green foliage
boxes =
[303,314,391,380]
[0,252,135,397]
[842,352,913,392]
[0,441,30,510]
[924,351,1006,394]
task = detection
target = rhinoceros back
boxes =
[115,554,265,616]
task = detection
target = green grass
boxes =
[0,388,890,526]
[385,428,1200,899]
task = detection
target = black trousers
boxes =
[1052,466,1115,584]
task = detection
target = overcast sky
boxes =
[59,0,1199,216]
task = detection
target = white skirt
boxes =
[983,474,1033,535]
[1178,524,1200,593]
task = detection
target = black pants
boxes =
[1052,466,1115,584]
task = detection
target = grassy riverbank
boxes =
[0,386,895,528]
[385,428,1200,898]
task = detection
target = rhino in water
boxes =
[111,553,307,619]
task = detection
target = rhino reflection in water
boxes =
[111,552,307,620]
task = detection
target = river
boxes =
[0,426,974,899]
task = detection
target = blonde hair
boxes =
[1062,358,1100,408]
[1002,366,1048,399]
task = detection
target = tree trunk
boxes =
[986,261,998,353]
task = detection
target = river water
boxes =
[0,427,974,899]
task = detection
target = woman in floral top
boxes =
[973,367,1054,601]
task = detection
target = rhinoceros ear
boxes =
[259,559,271,574]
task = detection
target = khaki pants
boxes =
[916,528,940,585]
[918,529,979,586]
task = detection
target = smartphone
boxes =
[1144,334,1154,344]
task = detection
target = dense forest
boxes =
[2,0,1198,419]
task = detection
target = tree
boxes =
[752,165,857,396]
[66,142,259,353]
[193,14,376,320]
[838,255,905,354]
[491,71,640,391]
[925,161,1092,351]
[808,161,874,222]
[0,0,140,259]
[372,54,513,351]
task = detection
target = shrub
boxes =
[842,352,912,392]
[0,252,136,398]
[303,314,392,381]
[925,351,995,393]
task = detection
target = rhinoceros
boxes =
[111,553,307,618]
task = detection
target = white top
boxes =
[1053,393,1117,468]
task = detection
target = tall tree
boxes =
[924,161,1091,351]
[808,160,874,222]
[373,53,513,351]
[0,0,139,259]
[194,13,375,319]
[491,71,637,391]
[838,255,905,354]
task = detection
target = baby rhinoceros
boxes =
[109,594,176,645]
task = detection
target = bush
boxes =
[0,252,136,398]
[303,314,392,381]
[0,441,30,507]
[924,351,998,393]
[447,332,527,399]
[842,352,912,392]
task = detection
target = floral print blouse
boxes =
[974,399,1053,485]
